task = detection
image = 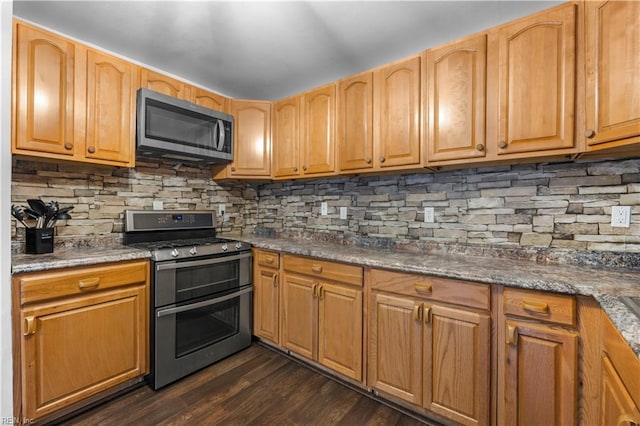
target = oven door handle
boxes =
[155,252,252,271]
[157,286,253,318]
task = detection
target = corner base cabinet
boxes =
[13,260,149,421]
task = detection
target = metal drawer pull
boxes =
[265,256,275,264]
[311,264,323,274]
[414,283,432,293]
[24,317,36,336]
[506,324,518,345]
[78,277,100,289]
[521,300,550,314]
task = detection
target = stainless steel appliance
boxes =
[124,210,252,390]
[136,88,234,164]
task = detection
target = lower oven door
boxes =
[151,285,253,389]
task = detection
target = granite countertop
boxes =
[11,245,151,274]
[235,235,640,359]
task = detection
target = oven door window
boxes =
[175,259,238,303]
[175,296,239,358]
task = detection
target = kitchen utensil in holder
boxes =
[26,228,54,254]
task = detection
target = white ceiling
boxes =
[13,0,563,101]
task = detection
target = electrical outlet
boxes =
[611,206,631,228]
[340,207,348,220]
[424,207,435,223]
[321,202,328,216]
[218,204,226,221]
[152,200,163,210]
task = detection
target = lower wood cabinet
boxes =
[368,269,491,426]
[280,255,363,381]
[252,249,280,344]
[499,287,578,426]
[13,260,149,421]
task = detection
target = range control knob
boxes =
[189,246,197,256]
[221,243,228,252]
[235,242,243,250]
[170,248,180,258]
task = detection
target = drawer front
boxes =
[503,288,576,326]
[283,255,363,287]
[369,268,490,310]
[18,260,149,305]
[255,249,280,268]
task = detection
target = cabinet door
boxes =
[273,96,301,178]
[84,48,136,165]
[13,21,75,157]
[317,283,362,381]
[426,35,487,164]
[601,355,640,426]
[424,305,490,426]
[228,100,272,177]
[375,56,421,168]
[585,1,640,148]
[368,292,422,405]
[495,3,576,155]
[503,320,578,426]
[253,266,279,344]
[338,72,374,172]
[140,68,189,100]
[192,87,228,113]
[301,84,336,175]
[20,286,147,420]
[281,273,316,360]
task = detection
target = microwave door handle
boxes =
[216,119,225,151]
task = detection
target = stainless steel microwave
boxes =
[136,88,233,164]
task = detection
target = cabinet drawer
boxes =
[17,260,149,305]
[255,249,280,268]
[503,288,576,326]
[369,268,490,310]
[283,255,363,287]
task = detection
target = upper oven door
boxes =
[154,251,252,307]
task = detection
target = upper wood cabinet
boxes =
[374,56,422,169]
[214,99,272,179]
[191,87,228,113]
[273,95,301,178]
[424,34,487,165]
[338,71,374,172]
[492,3,578,157]
[273,84,336,179]
[12,20,136,167]
[584,0,640,152]
[139,68,189,100]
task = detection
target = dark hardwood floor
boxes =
[60,344,436,426]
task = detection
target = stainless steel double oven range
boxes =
[124,210,252,389]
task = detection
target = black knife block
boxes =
[25,228,54,254]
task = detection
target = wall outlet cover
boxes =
[321,202,328,216]
[611,206,631,228]
[218,204,226,219]
[424,207,435,223]
[340,206,348,220]
[152,201,163,210]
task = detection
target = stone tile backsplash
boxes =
[11,156,640,259]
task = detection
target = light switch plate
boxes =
[611,206,631,228]
[321,202,328,216]
[340,207,348,220]
[152,201,163,210]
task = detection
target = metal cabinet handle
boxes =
[24,317,36,336]
[312,282,319,297]
[318,284,324,299]
[311,264,323,274]
[365,157,372,164]
[87,146,96,154]
[476,143,485,152]
[78,277,100,290]
[302,165,307,171]
[379,156,386,163]
[506,324,518,345]
[584,129,596,139]
[64,143,73,150]
[272,273,278,287]
[293,167,298,172]
[521,300,550,314]
[414,283,432,293]
[231,166,236,172]
[498,141,507,149]
[423,306,432,323]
